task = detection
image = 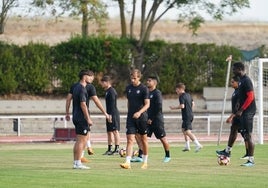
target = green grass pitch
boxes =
[0,142,268,188]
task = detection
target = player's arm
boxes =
[226,113,235,123]
[80,101,93,126]
[133,98,150,119]
[170,103,184,110]
[65,93,72,121]
[91,95,111,121]
[191,100,195,109]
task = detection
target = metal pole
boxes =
[17,117,21,136]
[217,55,232,145]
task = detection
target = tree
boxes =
[0,0,18,34]
[117,0,127,38]
[115,0,250,69]
[31,0,108,37]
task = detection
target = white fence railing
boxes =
[1,114,264,137]
[1,114,266,144]
[0,114,229,136]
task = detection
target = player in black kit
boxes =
[101,75,121,155]
[120,69,150,169]
[146,75,171,162]
[217,62,256,167]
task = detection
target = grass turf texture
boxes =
[0,142,268,188]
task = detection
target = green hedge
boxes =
[0,36,259,96]
[0,42,19,94]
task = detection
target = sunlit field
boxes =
[0,142,267,188]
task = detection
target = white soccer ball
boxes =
[217,155,230,166]
[119,148,126,157]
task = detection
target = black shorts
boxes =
[147,118,166,139]
[182,119,193,131]
[126,113,148,135]
[106,114,120,132]
[230,117,240,130]
[73,119,90,135]
[238,112,255,133]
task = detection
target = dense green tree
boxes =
[31,0,108,37]
[114,0,250,69]
[0,0,18,34]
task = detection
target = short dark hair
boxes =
[147,75,160,83]
[78,70,94,79]
[130,69,142,78]
[101,75,111,82]
[233,62,245,71]
[176,83,185,90]
[232,75,240,82]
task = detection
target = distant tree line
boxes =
[1,0,250,70]
[1,36,264,97]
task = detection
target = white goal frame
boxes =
[247,58,268,144]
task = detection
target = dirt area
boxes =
[1,17,268,50]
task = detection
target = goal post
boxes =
[247,58,268,144]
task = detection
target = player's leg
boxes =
[184,129,202,152]
[240,140,249,159]
[217,122,239,157]
[126,134,135,158]
[134,133,144,160]
[160,137,171,162]
[74,134,87,165]
[112,115,121,155]
[154,120,171,162]
[182,122,190,151]
[241,131,254,166]
[112,130,120,154]
[120,120,135,169]
[182,128,190,151]
[73,120,90,169]
[80,133,90,163]
[137,114,149,169]
[139,133,148,169]
[227,123,238,148]
[120,133,135,169]
[103,131,113,155]
[240,113,255,166]
[84,131,94,155]
[183,120,202,152]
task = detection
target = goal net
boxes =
[246,58,268,144]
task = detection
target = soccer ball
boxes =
[217,155,230,166]
[119,148,126,157]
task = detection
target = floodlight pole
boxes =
[217,55,232,145]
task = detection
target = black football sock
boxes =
[114,145,119,151]
[165,150,170,158]
[138,149,143,158]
